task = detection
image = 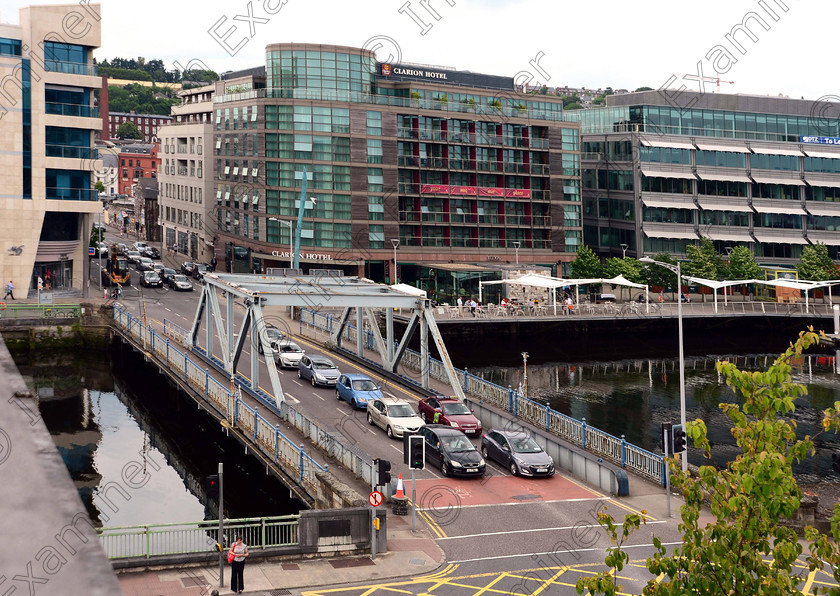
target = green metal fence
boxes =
[0,303,81,319]
[97,515,299,559]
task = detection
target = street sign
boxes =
[88,247,95,256]
[368,491,383,507]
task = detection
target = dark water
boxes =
[12,346,303,528]
[473,353,840,484]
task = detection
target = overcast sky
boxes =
[0,0,833,101]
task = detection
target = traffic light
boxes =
[660,423,673,453]
[832,451,840,473]
[404,434,425,470]
[672,425,686,454]
[206,474,219,500]
[376,459,392,486]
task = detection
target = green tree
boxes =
[570,245,603,279]
[562,95,581,108]
[634,86,654,92]
[604,257,644,301]
[797,242,840,281]
[639,252,678,293]
[684,237,722,280]
[94,180,105,194]
[593,96,606,106]
[721,245,762,280]
[115,121,141,139]
[578,329,840,596]
[564,102,583,110]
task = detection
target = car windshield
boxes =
[141,259,152,264]
[164,269,175,275]
[352,380,378,391]
[265,328,282,339]
[442,436,474,452]
[145,273,159,280]
[387,404,415,418]
[174,275,189,282]
[114,259,128,273]
[281,343,302,353]
[442,402,471,416]
[510,436,543,453]
[128,251,140,256]
[313,361,336,370]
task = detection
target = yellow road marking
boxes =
[470,572,508,596]
[801,568,817,594]
[529,568,566,596]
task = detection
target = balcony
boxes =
[44,60,97,77]
[45,102,99,118]
[531,138,550,149]
[46,187,98,201]
[45,145,98,160]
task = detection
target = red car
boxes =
[417,396,482,436]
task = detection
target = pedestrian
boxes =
[565,295,574,313]
[211,256,217,272]
[469,298,477,317]
[120,225,125,237]
[228,535,249,593]
[658,293,665,303]
[3,280,14,300]
[45,269,52,290]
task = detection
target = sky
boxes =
[0,0,834,101]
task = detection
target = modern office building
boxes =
[567,90,840,265]
[0,3,103,296]
[157,83,215,261]
[210,43,578,295]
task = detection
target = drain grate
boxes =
[329,557,376,569]
[409,558,426,566]
[179,577,209,588]
[510,493,542,501]
[269,590,292,596]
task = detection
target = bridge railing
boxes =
[0,303,81,319]
[112,308,328,492]
[300,307,665,486]
[97,515,299,559]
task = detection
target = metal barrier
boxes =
[0,303,82,319]
[97,515,299,559]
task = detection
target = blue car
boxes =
[336,374,383,409]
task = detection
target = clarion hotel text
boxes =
[393,67,447,80]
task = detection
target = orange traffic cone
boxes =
[395,473,406,499]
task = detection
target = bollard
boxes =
[508,385,513,413]
[275,426,280,462]
[545,403,551,431]
[582,418,587,449]
[205,369,210,398]
[621,435,626,467]
[299,444,305,483]
[253,407,259,440]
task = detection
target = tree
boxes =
[797,242,840,281]
[578,329,840,596]
[721,245,762,280]
[564,102,583,111]
[561,95,581,108]
[570,245,603,279]
[635,86,654,92]
[115,121,141,139]
[593,96,606,106]
[684,237,723,280]
[604,257,644,301]
[94,180,105,194]
[640,252,678,293]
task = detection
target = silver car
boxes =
[366,397,425,439]
[298,355,340,387]
[169,274,193,291]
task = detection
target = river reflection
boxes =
[473,353,840,483]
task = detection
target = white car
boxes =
[94,242,109,257]
[366,397,425,439]
[125,250,142,264]
[274,341,305,368]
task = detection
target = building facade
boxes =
[568,91,840,265]
[0,4,103,296]
[157,84,215,261]
[108,110,171,142]
[117,142,159,196]
[209,44,578,296]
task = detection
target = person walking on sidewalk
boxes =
[229,535,249,593]
[4,280,14,300]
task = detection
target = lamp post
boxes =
[521,351,529,398]
[620,243,628,259]
[639,256,687,472]
[268,217,294,269]
[513,241,521,266]
[390,238,400,284]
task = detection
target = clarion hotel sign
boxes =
[381,63,447,80]
[270,250,333,261]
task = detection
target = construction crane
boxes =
[715,78,735,92]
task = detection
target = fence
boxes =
[112,307,328,494]
[97,515,299,559]
[299,308,666,485]
[0,303,81,319]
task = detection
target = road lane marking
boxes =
[449,541,682,564]
[293,380,302,387]
[313,392,325,401]
[437,520,666,541]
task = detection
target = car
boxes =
[160,267,177,284]
[94,242,109,257]
[257,325,285,355]
[92,222,106,231]
[274,340,305,368]
[137,257,154,271]
[417,396,482,436]
[418,425,486,477]
[336,373,383,409]
[152,263,165,275]
[181,261,197,276]
[125,250,143,264]
[481,429,555,477]
[167,274,193,291]
[140,271,163,288]
[132,241,149,253]
[143,246,161,259]
[193,263,210,281]
[298,355,340,387]
[366,397,425,439]
[114,243,128,256]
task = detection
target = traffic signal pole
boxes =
[218,462,224,588]
[411,467,416,532]
[663,427,671,519]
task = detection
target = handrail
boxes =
[0,303,81,319]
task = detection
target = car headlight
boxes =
[450,461,462,468]
[314,373,324,380]
[450,421,459,428]
[515,457,527,467]
[479,458,486,466]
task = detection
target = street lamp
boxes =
[620,243,628,259]
[521,351,529,398]
[268,217,294,269]
[513,241,521,265]
[639,256,687,473]
[390,239,400,284]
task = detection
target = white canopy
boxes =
[480,272,566,289]
[390,283,427,298]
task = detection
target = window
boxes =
[0,37,21,56]
[366,111,382,136]
[367,139,383,164]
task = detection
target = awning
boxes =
[749,146,804,157]
[804,149,840,159]
[751,203,805,215]
[642,197,697,209]
[751,174,806,186]
[639,137,695,150]
[804,202,840,216]
[806,232,840,243]
[695,169,752,183]
[640,167,697,180]
[694,141,751,153]
[390,283,427,298]
[697,199,753,213]
[805,175,840,188]
[643,228,698,240]
[752,231,809,244]
[704,229,754,242]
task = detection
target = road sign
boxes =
[368,491,383,507]
[88,247,95,256]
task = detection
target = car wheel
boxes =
[311,376,317,387]
[367,413,374,426]
[510,461,518,476]
[297,369,303,379]
[386,426,394,439]
[481,446,489,459]
[336,390,342,400]
[441,462,450,477]
[258,344,263,355]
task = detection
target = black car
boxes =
[481,429,554,477]
[140,271,163,288]
[193,263,210,281]
[143,246,161,259]
[181,261,197,276]
[160,267,177,284]
[418,425,486,477]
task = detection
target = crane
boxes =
[715,78,735,92]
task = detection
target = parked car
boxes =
[298,355,340,387]
[92,222,106,231]
[143,246,161,259]
[160,267,177,284]
[137,257,154,271]
[418,425,486,477]
[125,250,143,264]
[481,429,554,477]
[181,261,197,276]
[336,373,383,409]
[193,263,210,281]
[274,340,305,368]
[366,397,424,439]
[140,271,163,288]
[167,274,193,291]
[417,396,482,436]
[257,325,285,355]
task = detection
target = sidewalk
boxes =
[117,513,445,595]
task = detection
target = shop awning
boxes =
[751,231,809,244]
[804,175,840,188]
[751,203,806,215]
[804,202,840,216]
[643,228,699,240]
[804,149,840,159]
[390,283,427,298]
[642,197,697,209]
[704,228,754,242]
